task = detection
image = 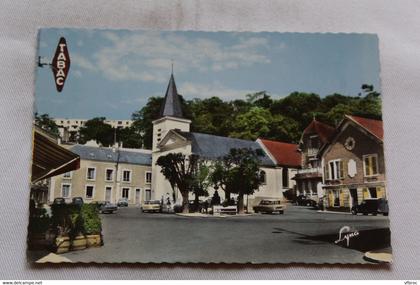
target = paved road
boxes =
[61,205,390,264]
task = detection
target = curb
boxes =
[317,210,352,215]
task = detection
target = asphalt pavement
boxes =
[60,205,390,264]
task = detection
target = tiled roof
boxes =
[346,115,383,140]
[70,145,152,166]
[302,119,335,144]
[258,139,301,168]
[175,131,275,167]
[159,73,184,118]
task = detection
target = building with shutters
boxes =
[293,119,335,202]
[49,144,152,206]
[319,115,386,212]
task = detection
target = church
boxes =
[150,73,301,208]
[50,72,302,210]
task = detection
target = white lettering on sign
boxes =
[334,226,359,247]
[52,37,70,92]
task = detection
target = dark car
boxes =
[295,195,317,207]
[52,197,66,205]
[351,198,389,216]
[72,197,84,207]
[117,198,129,207]
[99,202,118,214]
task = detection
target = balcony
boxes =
[307,148,318,157]
[295,167,323,179]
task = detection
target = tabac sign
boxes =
[51,37,70,92]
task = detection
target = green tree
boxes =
[191,162,211,209]
[156,153,200,213]
[34,113,59,136]
[211,148,264,214]
[79,117,114,146]
[270,92,322,129]
[229,107,272,140]
[131,97,164,149]
[117,126,143,148]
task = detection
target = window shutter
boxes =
[339,160,345,178]
[364,156,370,176]
[372,155,378,174]
[325,164,329,180]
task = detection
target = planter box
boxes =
[86,234,102,247]
[55,236,70,254]
[71,235,87,251]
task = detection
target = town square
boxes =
[27,29,391,264]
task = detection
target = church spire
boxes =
[159,69,184,118]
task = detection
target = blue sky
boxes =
[35,29,380,120]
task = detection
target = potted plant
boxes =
[50,203,72,253]
[81,204,103,247]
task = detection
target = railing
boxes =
[297,167,322,175]
[307,148,318,156]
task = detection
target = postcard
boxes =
[28,29,391,264]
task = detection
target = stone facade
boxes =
[321,116,386,212]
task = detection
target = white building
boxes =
[54,118,133,143]
[150,73,301,208]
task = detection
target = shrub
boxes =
[80,204,102,235]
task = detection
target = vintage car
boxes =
[141,200,162,213]
[253,199,284,214]
[99,202,118,214]
[117,198,129,207]
[294,195,317,207]
[351,198,389,216]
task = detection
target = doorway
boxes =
[369,187,377,198]
[105,186,112,202]
[135,188,141,205]
[350,188,358,207]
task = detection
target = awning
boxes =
[31,126,80,183]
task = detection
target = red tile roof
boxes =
[258,139,301,168]
[302,119,335,144]
[346,115,383,140]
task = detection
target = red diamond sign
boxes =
[51,37,70,92]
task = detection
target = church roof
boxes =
[70,145,152,166]
[159,73,184,118]
[174,131,276,167]
[258,139,301,168]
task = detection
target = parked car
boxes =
[117,198,129,207]
[295,195,317,207]
[52,197,66,205]
[99,202,118,214]
[72,197,84,207]
[141,200,162,213]
[351,198,389,216]
[253,199,284,214]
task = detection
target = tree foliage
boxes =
[210,148,265,214]
[130,85,381,148]
[78,117,114,146]
[34,113,59,136]
[156,153,201,213]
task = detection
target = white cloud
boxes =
[179,82,255,101]
[73,31,274,83]
[72,54,96,72]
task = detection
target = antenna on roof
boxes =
[171,59,174,74]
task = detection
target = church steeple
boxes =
[159,72,183,118]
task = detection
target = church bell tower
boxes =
[151,72,191,152]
